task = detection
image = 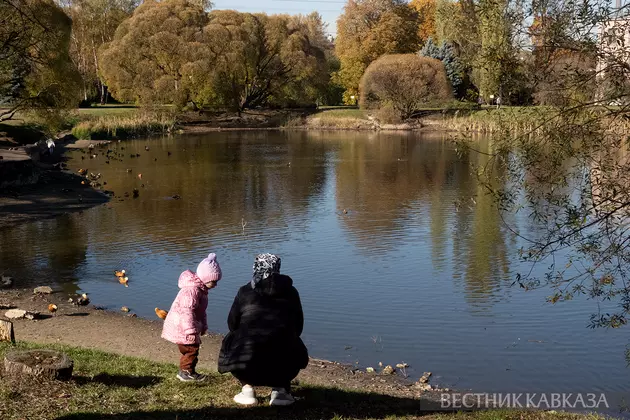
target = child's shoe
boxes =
[177,370,207,382]
[233,384,257,405]
[269,388,295,406]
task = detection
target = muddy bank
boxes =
[0,149,38,188]
[178,109,431,132]
[0,170,110,230]
[0,289,447,401]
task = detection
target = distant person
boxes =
[496,96,502,109]
[161,253,222,382]
[218,253,308,406]
[46,138,55,156]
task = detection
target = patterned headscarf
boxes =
[252,253,281,288]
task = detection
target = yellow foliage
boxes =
[410,0,437,44]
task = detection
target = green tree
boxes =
[335,0,420,103]
[59,0,139,104]
[456,0,630,337]
[420,37,465,97]
[0,0,81,122]
[200,10,329,112]
[99,0,209,105]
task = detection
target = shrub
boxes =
[373,104,402,124]
[359,54,452,120]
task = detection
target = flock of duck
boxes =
[114,268,169,320]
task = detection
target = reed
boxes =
[71,111,176,140]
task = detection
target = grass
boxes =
[76,105,141,119]
[0,342,607,420]
[285,107,374,129]
[70,111,176,140]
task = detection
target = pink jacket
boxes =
[161,270,209,345]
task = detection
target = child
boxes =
[162,253,222,381]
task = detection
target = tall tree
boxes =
[99,0,209,105]
[60,0,139,104]
[192,10,329,112]
[0,0,80,122]
[420,37,465,97]
[409,0,437,45]
[335,0,420,103]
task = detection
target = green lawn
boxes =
[76,105,140,119]
[0,342,606,420]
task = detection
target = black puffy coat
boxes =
[218,273,309,384]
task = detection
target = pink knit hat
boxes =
[196,253,222,284]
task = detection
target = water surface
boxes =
[1,130,628,411]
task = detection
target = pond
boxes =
[1,130,628,412]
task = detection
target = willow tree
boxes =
[201,10,329,113]
[455,1,630,342]
[0,0,80,122]
[99,0,209,105]
[335,0,420,103]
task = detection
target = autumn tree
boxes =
[410,0,437,45]
[0,0,80,122]
[359,54,452,119]
[58,0,139,105]
[186,10,329,112]
[335,0,420,103]
[99,0,209,105]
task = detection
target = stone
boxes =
[381,365,395,375]
[4,349,73,380]
[5,309,26,319]
[33,286,53,294]
[419,372,432,383]
[24,312,39,320]
[366,367,375,373]
[121,306,130,312]
[0,276,13,289]
[416,383,432,392]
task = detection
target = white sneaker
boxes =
[269,388,295,406]
[233,385,257,405]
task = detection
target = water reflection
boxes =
[1,130,626,398]
[0,214,86,294]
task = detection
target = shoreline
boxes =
[0,114,451,231]
[0,289,444,401]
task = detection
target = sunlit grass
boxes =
[0,342,607,420]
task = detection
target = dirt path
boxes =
[0,290,439,402]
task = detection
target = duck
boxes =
[119,276,129,287]
[48,304,58,313]
[77,293,90,306]
[138,173,142,179]
[114,269,126,277]
[155,308,168,320]
[78,168,88,175]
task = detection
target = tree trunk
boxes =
[4,350,73,381]
[0,320,14,343]
[100,83,106,105]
